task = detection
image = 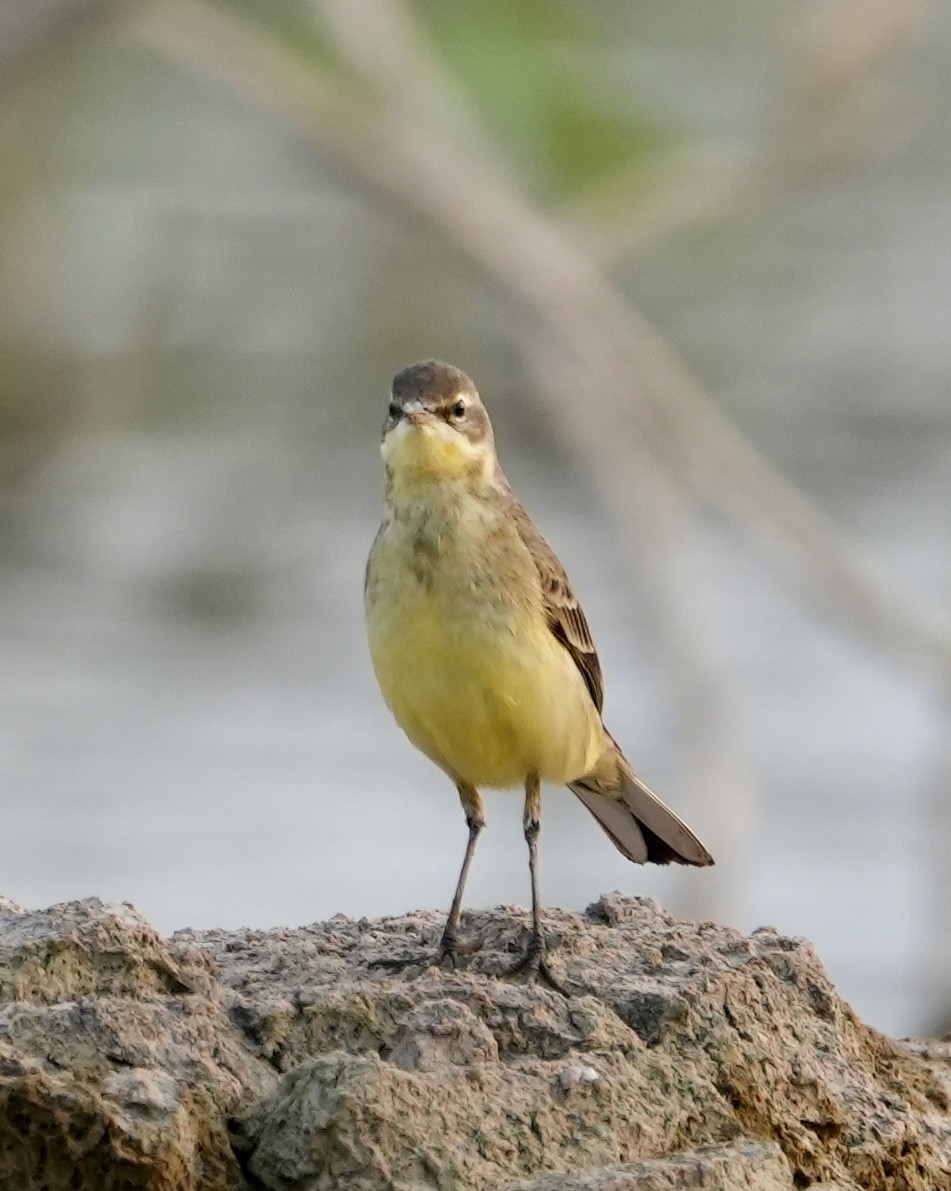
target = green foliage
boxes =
[411,0,670,198]
[209,0,670,203]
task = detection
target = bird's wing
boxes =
[506,490,604,714]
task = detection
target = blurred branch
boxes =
[311,0,495,158]
[0,0,114,84]
[127,0,951,690]
[572,143,757,268]
[577,0,930,265]
[790,0,929,162]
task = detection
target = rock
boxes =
[0,894,949,1190]
[0,898,272,1190]
[496,1140,796,1190]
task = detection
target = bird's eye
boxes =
[449,398,467,420]
[388,402,401,420]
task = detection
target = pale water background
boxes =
[1,4,950,1036]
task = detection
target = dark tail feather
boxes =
[569,753,713,868]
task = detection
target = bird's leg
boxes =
[507,774,564,991]
[370,782,484,974]
[524,772,544,952]
[438,782,485,965]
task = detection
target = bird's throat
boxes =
[382,422,493,507]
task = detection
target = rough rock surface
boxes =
[0,893,949,1191]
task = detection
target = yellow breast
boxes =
[365,493,603,789]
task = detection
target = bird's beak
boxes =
[403,402,435,428]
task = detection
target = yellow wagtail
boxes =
[364,360,713,979]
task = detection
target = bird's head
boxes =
[381,360,496,491]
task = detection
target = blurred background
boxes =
[1,0,949,1037]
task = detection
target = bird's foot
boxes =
[504,935,566,995]
[435,925,482,969]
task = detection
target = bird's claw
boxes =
[505,937,567,995]
[437,927,482,968]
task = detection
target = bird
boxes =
[364,360,713,981]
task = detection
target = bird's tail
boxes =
[569,743,713,867]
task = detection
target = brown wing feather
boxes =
[504,486,604,713]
